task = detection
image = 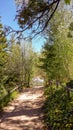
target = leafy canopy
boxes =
[14,0,71,37]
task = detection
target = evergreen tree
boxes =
[0,19,7,86]
[39,7,73,84]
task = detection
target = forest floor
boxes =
[0,86,45,130]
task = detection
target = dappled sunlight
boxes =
[0,86,44,130]
[18,93,39,101]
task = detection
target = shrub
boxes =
[44,85,73,130]
[66,80,73,89]
[0,91,18,110]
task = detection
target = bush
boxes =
[0,91,18,110]
[66,80,73,89]
[44,85,73,130]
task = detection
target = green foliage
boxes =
[66,80,73,89]
[0,21,37,109]
[4,44,21,90]
[0,21,8,86]
[67,31,73,38]
[40,6,73,82]
[15,0,62,36]
[16,0,48,28]
[68,22,73,38]
[39,42,60,80]
[0,91,18,110]
[20,40,36,87]
[15,0,71,37]
[65,0,71,4]
[69,22,73,31]
[0,21,7,44]
[44,85,73,130]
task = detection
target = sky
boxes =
[0,0,45,52]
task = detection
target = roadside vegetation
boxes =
[0,91,18,111]
[44,84,73,130]
[0,20,42,110]
[39,1,73,129]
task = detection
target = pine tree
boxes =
[0,19,7,85]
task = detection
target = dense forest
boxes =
[0,0,73,130]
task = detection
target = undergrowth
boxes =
[44,85,73,130]
[0,91,18,111]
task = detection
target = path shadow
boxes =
[0,86,44,130]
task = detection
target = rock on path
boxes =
[0,86,45,130]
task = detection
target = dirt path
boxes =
[0,86,45,130]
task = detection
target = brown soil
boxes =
[0,86,45,130]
